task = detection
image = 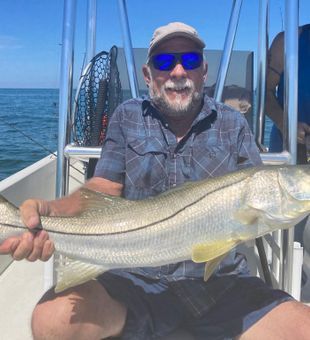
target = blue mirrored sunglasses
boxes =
[151,52,203,71]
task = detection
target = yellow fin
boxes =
[55,257,107,293]
[233,206,259,225]
[192,239,239,263]
[203,253,228,282]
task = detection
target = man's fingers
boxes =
[297,123,308,144]
[26,231,49,262]
[0,231,55,262]
[40,240,55,262]
[304,123,310,134]
[0,238,20,254]
[12,232,34,261]
[20,200,41,229]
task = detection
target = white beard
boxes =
[149,78,203,117]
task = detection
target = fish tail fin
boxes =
[0,195,25,240]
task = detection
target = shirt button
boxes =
[172,183,177,187]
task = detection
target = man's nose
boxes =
[169,62,187,78]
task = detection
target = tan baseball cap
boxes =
[148,22,205,58]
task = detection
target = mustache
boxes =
[163,79,194,91]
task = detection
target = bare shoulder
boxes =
[267,32,284,78]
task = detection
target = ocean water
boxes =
[0,88,59,181]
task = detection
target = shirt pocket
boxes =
[125,137,168,195]
[191,141,238,179]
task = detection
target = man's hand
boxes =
[0,199,55,261]
[297,122,310,144]
[0,177,122,262]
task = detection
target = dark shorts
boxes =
[97,271,293,340]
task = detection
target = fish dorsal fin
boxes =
[55,256,107,293]
[79,188,134,213]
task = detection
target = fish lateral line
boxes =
[58,174,250,237]
[0,222,43,235]
[42,176,248,237]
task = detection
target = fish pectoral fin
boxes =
[192,239,239,263]
[55,257,107,293]
[203,253,228,282]
[233,205,260,225]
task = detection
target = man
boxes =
[1,22,310,340]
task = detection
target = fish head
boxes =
[278,165,310,201]
[235,165,310,230]
[277,165,310,218]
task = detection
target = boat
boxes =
[0,0,309,339]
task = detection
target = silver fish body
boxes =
[1,165,310,291]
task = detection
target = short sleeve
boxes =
[94,105,126,183]
[237,115,263,169]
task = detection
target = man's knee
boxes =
[32,280,127,340]
[32,286,75,340]
[238,300,310,340]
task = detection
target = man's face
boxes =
[143,37,207,118]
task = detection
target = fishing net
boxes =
[72,46,122,147]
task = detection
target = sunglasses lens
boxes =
[181,52,202,70]
[152,54,176,71]
[152,52,203,71]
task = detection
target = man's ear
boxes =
[142,64,151,87]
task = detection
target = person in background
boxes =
[266,24,310,277]
[1,22,310,340]
[266,23,310,162]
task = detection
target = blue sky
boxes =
[0,0,309,88]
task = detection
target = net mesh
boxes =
[72,46,122,147]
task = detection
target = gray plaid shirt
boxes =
[95,94,262,281]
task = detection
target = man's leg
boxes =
[238,300,310,340]
[31,280,127,340]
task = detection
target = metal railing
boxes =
[254,0,300,295]
[214,0,243,102]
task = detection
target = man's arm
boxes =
[265,32,285,133]
[0,177,123,262]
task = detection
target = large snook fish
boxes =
[1,165,310,292]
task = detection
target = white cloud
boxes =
[0,35,23,49]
